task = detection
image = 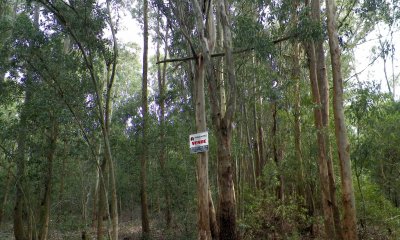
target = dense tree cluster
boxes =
[0,0,399,239]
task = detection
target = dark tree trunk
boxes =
[140,0,150,236]
[216,125,237,240]
[39,115,58,240]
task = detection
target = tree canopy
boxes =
[0,0,399,239]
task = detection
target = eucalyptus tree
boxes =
[301,0,340,238]
[153,1,215,239]
[140,0,151,236]
[155,9,172,229]
[5,1,109,236]
[30,1,120,239]
[326,0,358,239]
[190,1,240,238]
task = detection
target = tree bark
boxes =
[104,3,119,239]
[38,115,58,240]
[252,59,261,188]
[14,82,29,240]
[291,41,305,199]
[305,40,336,239]
[272,102,284,201]
[215,1,237,238]
[156,13,172,228]
[140,0,150,236]
[310,0,342,238]
[194,54,212,240]
[325,0,358,239]
[192,1,238,239]
[96,157,108,240]
[209,189,219,239]
[243,102,256,188]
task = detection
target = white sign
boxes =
[189,131,209,153]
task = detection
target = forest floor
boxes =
[0,210,188,240]
[0,220,171,240]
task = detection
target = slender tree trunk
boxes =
[92,143,101,228]
[311,1,342,237]
[140,0,150,236]
[325,1,358,239]
[97,158,108,240]
[208,190,219,239]
[243,102,256,188]
[194,55,212,240]
[257,124,265,177]
[305,40,336,239]
[104,3,119,239]
[104,71,118,240]
[156,15,172,228]
[14,67,33,240]
[272,102,284,201]
[39,115,58,240]
[252,55,261,188]
[291,41,305,199]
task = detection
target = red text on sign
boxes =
[191,139,207,146]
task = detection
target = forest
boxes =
[0,0,399,239]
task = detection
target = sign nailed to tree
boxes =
[189,132,209,153]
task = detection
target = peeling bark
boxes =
[325,0,358,239]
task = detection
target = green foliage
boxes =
[355,175,400,239]
[347,82,400,238]
[295,7,324,42]
[240,188,311,240]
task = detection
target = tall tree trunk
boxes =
[272,102,284,201]
[104,3,119,239]
[291,41,305,199]
[194,55,212,240]
[257,123,265,179]
[305,40,336,239]
[97,157,108,240]
[243,102,256,188]
[252,54,261,188]
[156,13,172,228]
[325,1,358,239]
[209,189,219,239]
[310,0,342,238]
[38,115,59,240]
[13,5,41,239]
[140,0,150,236]
[14,81,30,240]
[192,0,237,238]
[216,1,237,238]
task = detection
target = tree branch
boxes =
[156,48,254,64]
